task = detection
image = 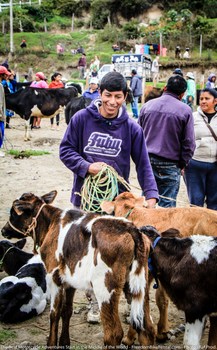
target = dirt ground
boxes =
[0,115,210,350]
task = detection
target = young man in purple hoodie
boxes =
[59,71,158,323]
[60,71,158,210]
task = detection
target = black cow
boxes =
[5,87,78,140]
[65,96,92,124]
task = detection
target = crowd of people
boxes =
[0,57,216,322]
[0,59,216,214]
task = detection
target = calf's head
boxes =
[1,190,57,240]
[101,192,146,216]
[0,238,27,272]
[140,225,180,244]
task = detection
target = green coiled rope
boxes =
[81,165,131,213]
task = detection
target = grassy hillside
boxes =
[1,29,217,83]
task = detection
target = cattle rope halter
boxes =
[148,236,161,289]
[0,246,14,270]
[8,202,47,252]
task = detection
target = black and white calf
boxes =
[141,225,217,350]
[0,238,33,275]
[0,254,47,323]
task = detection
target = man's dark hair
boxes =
[166,75,187,95]
[100,71,128,96]
[131,69,137,75]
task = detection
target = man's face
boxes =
[99,89,125,119]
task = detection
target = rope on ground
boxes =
[81,165,131,213]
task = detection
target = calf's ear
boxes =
[161,228,180,238]
[135,196,147,207]
[15,238,27,250]
[41,190,57,204]
[100,201,115,214]
[13,200,34,215]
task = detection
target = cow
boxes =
[65,87,134,124]
[65,82,82,94]
[101,191,217,341]
[0,238,33,275]
[144,86,163,102]
[65,96,92,124]
[5,87,78,141]
[141,225,217,350]
[1,190,155,348]
[0,254,47,323]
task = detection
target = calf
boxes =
[0,238,33,275]
[5,87,78,140]
[141,225,217,350]
[101,191,217,340]
[0,254,47,323]
[1,190,155,348]
[101,192,217,237]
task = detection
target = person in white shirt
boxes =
[183,48,190,59]
[151,56,160,87]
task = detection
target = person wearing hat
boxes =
[0,66,10,156]
[30,72,48,128]
[184,88,217,209]
[173,68,183,77]
[205,73,216,89]
[130,69,142,118]
[82,77,100,100]
[186,71,196,110]
[138,75,195,208]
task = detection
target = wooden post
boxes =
[71,13,74,32]
[159,32,163,56]
[10,0,14,53]
[44,18,47,32]
[19,19,23,32]
[199,34,202,58]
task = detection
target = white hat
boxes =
[89,77,98,84]
[186,72,195,80]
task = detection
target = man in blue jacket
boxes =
[130,69,142,118]
[138,75,196,208]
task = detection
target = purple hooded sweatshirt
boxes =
[139,92,196,169]
[59,100,159,206]
[205,73,216,89]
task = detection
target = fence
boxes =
[0,0,41,12]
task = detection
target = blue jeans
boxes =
[131,96,139,118]
[184,159,217,210]
[0,121,4,148]
[149,156,181,207]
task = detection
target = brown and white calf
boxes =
[101,191,217,340]
[141,225,217,350]
[1,190,155,349]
